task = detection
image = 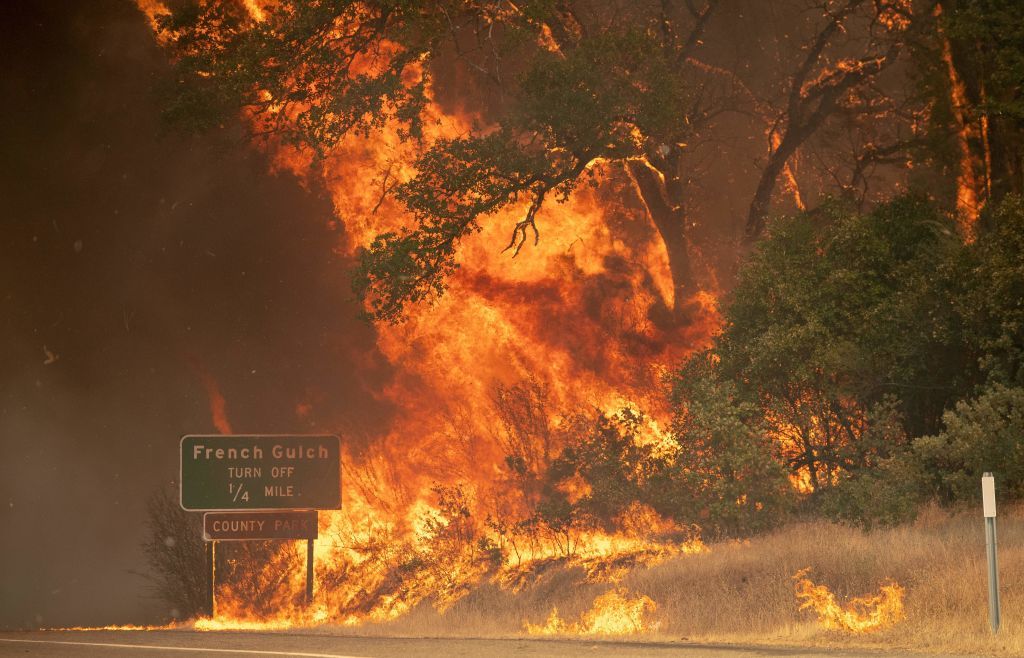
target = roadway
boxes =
[0,630,964,657]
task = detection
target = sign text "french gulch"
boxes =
[180,435,341,511]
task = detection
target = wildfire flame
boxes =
[525,588,659,636]
[793,568,905,633]
[61,624,173,631]
[136,0,723,632]
[193,608,329,632]
[216,96,710,630]
[193,366,233,435]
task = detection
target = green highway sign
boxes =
[180,435,341,511]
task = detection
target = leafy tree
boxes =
[674,193,1024,526]
[913,383,1024,503]
[156,0,923,323]
[355,29,693,321]
[531,395,790,538]
[670,352,793,536]
[547,408,676,530]
[817,399,923,528]
[155,0,440,148]
[357,0,920,321]
[711,196,973,492]
[965,195,1024,386]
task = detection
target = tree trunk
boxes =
[746,149,793,241]
[936,2,983,241]
[626,159,697,324]
[746,114,824,241]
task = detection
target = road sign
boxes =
[203,510,318,541]
[983,473,997,517]
[180,435,341,511]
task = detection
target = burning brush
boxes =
[525,588,660,636]
[793,568,906,632]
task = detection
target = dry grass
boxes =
[316,504,1024,656]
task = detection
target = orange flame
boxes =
[935,3,982,240]
[138,3,722,629]
[194,367,233,435]
[60,624,175,631]
[793,568,905,632]
[525,588,659,636]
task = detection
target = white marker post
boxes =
[982,472,1000,634]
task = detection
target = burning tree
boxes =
[919,0,1024,235]
[135,0,1024,628]
[670,352,793,535]
[152,0,931,324]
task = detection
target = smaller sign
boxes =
[203,510,318,541]
[983,473,997,518]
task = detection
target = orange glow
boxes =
[241,0,267,22]
[134,0,168,31]
[765,393,864,494]
[194,368,233,435]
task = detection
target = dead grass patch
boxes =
[314,504,1024,656]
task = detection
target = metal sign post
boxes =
[206,540,217,618]
[306,539,315,605]
[982,472,1001,634]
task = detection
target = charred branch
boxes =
[504,189,546,257]
[745,1,905,240]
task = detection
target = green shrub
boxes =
[913,384,1024,503]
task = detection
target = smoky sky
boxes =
[0,0,394,628]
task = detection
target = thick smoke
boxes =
[0,0,393,627]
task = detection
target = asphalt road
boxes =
[0,631,968,658]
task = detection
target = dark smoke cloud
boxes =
[0,0,394,628]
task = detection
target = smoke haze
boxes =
[0,0,393,627]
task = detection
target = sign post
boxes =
[181,435,341,614]
[982,472,1001,634]
[306,539,314,604]
[206,540,216,618]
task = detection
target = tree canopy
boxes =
[156,0,960,324]
[670,192,1024,527]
